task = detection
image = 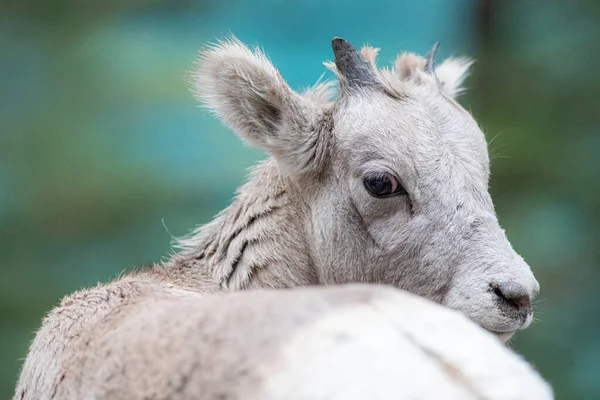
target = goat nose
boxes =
[492,285,531,312]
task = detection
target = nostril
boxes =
[492,285,531,311]
[510,295,531,310]
[492,286,504,299]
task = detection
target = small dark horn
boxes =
[332,37,378,88]
[424,41,440,75]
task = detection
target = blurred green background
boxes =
[1,0,599,398]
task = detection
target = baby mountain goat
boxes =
[15,38,550,399]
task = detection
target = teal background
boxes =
[1,1,599,398]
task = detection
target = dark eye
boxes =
[363,172,408,198]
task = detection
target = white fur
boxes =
[16,284,553,400]
[436,57,475,97]
[14,37,548,399]
[183,37,539,338]
[264,286,552,400]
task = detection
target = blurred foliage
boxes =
[466,3,600,397]
[1,0,599,398]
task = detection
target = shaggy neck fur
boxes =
[153,159,319,293]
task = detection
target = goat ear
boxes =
[434,57,474,98]
[192,38,324,175]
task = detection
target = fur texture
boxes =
[15,37,546,399]
[18,285,552,400]
[184,36,539,337]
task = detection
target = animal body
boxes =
[19,284,552,399]
[14,37,547,399]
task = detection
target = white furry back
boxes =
[35,284,552,400]
[263,285,552,400]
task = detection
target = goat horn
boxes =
[424,41,440,75]
[332,37,378,88]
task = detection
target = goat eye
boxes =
[363,173,407,198]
